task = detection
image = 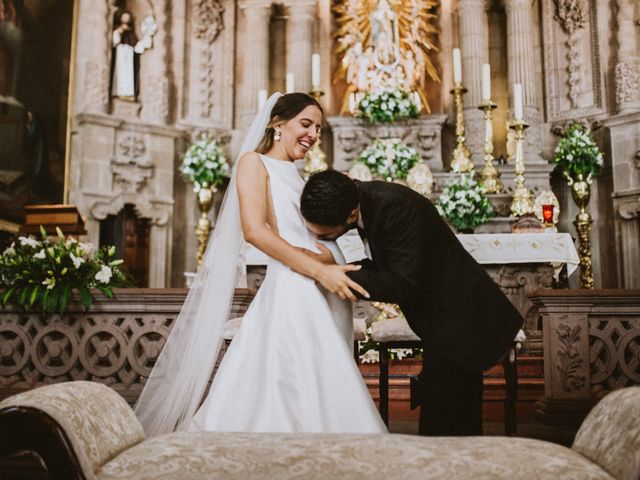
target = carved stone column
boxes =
[285,1,316,94]
[236,1,271,129]
[76,1,111,114]
[505,0,544,163]
[615,0,640,114]
[458,0,488,164]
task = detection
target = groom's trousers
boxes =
[417,348,484,436]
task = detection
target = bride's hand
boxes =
[315,264,369,302]
[296,243,335,265]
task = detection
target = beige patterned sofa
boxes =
[0,381,639,480]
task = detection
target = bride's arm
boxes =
[236,152,368,301]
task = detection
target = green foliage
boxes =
[435,173,495,232]
[180,135,230,189]
[0,228,126,314]
[552,123,604,180]
[357,138,421,180]
[357,87,419,124]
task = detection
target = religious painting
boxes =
[0,0,73,240]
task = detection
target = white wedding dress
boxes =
[188,154,386,433]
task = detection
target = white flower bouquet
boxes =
[357,87,419,124]
[435,174,495,232]
[357,138,421,181]
[358,302,422,364]
[552,123,604,180]
[0,227,126,314]
[180,135,230,190]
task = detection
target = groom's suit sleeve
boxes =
[346,200,428,304]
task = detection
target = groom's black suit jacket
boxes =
[347,181,523,371]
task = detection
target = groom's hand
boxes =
[315,264,369,302]
[296,243,335,265]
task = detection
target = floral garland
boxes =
[435,173,495,232]
[180,135,230,190]
[357,87,419,124]
[357,138,421,181]
[0,227,126,314]
[552,123,604,180]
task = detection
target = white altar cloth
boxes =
[246,232,580,277]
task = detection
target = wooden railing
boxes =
[530,289,640,425]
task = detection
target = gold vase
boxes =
[566,172,594,289]
[194,182,216,269]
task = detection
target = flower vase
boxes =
[194,182,216,268]
[566,172,594,289]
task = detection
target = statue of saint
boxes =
[369,0,400,70]
[111,11,145,100]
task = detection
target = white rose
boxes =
[95,265,113,284]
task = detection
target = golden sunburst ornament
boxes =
[333,0,440,114]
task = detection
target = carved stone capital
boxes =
[617,196,640,220]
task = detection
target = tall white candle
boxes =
[482,64,491,102]
[286,72,295,93]
[311,53,321,89]
[513,83,523,121]
[453,48,462,85]
[258,89,268,109]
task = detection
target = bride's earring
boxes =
[274,129,282,142]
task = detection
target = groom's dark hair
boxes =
[301,170,359,226]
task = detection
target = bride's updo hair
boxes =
[255,93,323,154]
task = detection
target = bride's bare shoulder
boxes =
[237,152,267,182]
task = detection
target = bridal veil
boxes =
[135,93,282,436]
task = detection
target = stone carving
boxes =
[553,0,587,35]
[192,0,225,118]
[553,0,588,107]
[589,316,640,390]
[328,116,446,172]
[615,60,640,106]
[91,195,169,226]
[556,323,586,392]
[111,133,153,193]
[617,196,640,220]
[84,61,110,113]
[117,134,147,163]
[543,0,604,120]
[193,0,225,44]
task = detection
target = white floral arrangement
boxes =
[180,135,230,190]
[0,227,126,314]
[358,302,422,364]
[435,173,495,232]
[357,87,419,124]
[357,138,421,181]
[552,123,604,180]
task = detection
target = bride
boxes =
[135,92,386,435]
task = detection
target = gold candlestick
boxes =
[478,101,503,193]
[304,88,329,178]
[450,84,474,173]
[509,120,534,216]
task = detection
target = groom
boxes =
[300,170,523,436]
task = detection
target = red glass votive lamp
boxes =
[542,204,554,226]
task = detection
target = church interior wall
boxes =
[0,0,637,288]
